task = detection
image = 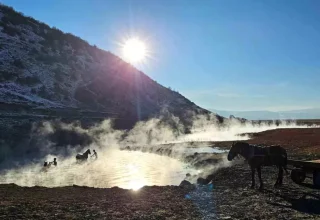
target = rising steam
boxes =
[0,114,317,189]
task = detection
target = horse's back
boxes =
[250,145,287,166]
[253,146,267,156]
[269,145,286,155]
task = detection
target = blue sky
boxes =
[3,0,320,111]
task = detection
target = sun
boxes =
[122,38,147,63]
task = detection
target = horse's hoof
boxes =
[259,186,264,191]
[250,185,255,189]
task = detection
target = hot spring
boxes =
[0,149,199,190]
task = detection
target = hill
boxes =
[0,4,211,122]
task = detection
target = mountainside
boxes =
[0,4,210,121]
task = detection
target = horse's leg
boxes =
[274,165,280,187]
[279,165,284,186]
[257,166,263,190]
[251,165,255,189]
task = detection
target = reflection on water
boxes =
[0,150,197,190]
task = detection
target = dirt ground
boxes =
[1,128,320,219]
[216,128,320,159]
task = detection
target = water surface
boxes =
[0,150,197,190]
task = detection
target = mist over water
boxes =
[0,114,317,189]
[0,150,197,189]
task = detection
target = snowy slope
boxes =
[0,4,211,120]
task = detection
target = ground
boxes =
[216,127,320,159]
[1,128,320,219]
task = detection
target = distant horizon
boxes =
[3,0,320,112]
[212,107,320,120]
[212,107,320,113]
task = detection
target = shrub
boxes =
[0,70,14,82]
[13,59,24,68]
[2,25,20,36]
[31,88,37,93]
[29,48,38,55]
[38,86,50,98]
[54,70,64,81]
[16,76,40,85]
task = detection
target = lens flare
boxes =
[122,38,147,63]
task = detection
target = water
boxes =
[184,146,228,154]
[0,150,198,190]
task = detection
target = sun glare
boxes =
[129,180,144,191]
[122,38,147,63]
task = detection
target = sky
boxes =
[3,0,320,111]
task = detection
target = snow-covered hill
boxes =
[0,4,210,120]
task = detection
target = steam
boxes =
[180,117,316,142]
[0,113,317,188]
[0,150,197,189]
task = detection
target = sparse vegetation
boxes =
[1,24,20,36]
[16,76,40,85]
[38,86,50,98]
[28,48,38,55]
[54,69,65,81]
[0,70,14,82]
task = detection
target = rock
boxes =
[179,180,195,190]
[197,177,210,185]
[206,174,214,182]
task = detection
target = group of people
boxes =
[42,149,98,170]
[43,158,57,167]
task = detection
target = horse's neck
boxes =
[239,145,254,160]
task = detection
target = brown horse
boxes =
[227,142,288,190]
[76,149,91,163]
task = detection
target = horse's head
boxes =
[227,142,241,161]
[227,142,249,161]
[87,149,91,154]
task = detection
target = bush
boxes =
[65,33,89,51]
[16,76,40,85]
[31,88,37,93]
[54,70,64,81]
[13,59,24,68]
[38,86,50,98]
[29,48,38,55]
[2,25,20,36]
[0,70,14,82]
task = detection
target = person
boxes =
[52,158,57,166]
[91,150,98,160]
